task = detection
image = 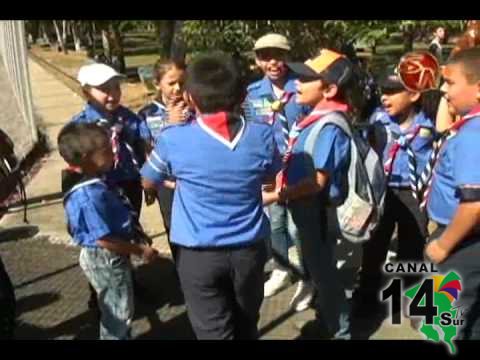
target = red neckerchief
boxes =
[450,104,480,132]
[383,124,422,176]
[421,104,480,210]
[200,112,236,141]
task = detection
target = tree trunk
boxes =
[170,21,185,61]
[403,28,415,53]
[110,22,126,73]
[101,29,112,60]
[155,20,175,59]
[53,20,68,54]
[85,21,97,58]
[62,20,68,52]
[71,21,82,52]
[40,22,52,48]
[27,21,40,43]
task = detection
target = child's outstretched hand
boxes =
[262,190,280,206]
[144,188,157,206]
[424,239,450,264]
[167,98,188,123]
[141,245,159,264]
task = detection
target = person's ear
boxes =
[152,78,161,91]
[323,83,339,100]
[409,91,422,103]
[255,57,262,68]
[82,86,91,99]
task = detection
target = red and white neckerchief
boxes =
[421,105,480,210]
[276,101,349,190]
[383,124,422,177]
[98,117,138,170]
[196,112,245,150]
[268,91,294,123]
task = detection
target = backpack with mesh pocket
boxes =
[304,111,386,244]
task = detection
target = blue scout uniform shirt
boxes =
[287,122,351,206]
[140,116,282,248]
[64,178,136,248]
[138,100,196,141]
[244,72,311,155]
[71,103,152,183]
[369,108,435,187]
[428,115,480,225]
[137,100,169,140]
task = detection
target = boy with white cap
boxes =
[65,63,152,311]
[244,33,313,312]
[70,63,152,214]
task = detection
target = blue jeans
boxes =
[268,202,306,276]
[289,197,351,339]
[79,247,134,340]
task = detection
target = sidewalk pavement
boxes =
[0,57,423,340]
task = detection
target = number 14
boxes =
[382,279,438,325]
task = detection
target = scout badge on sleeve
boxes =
[396,51,441,93]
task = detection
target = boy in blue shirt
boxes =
[425,47,480,340]
[244,33,313,310]
[70,63,152,215]
[58,122,159,340]
[68,63,153,310]
[263,49,355,339]
[354,67,435,316]
[141,53,281,339]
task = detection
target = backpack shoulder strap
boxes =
[304,111,352,156]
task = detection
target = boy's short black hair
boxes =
[447,47,480,84]
[185,52,243,113]
[57,122,109,166]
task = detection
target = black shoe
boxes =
[295,319,332,339]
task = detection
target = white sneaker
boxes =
[264,269,290,298]
[289,281,314,312]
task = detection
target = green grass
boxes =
[125,53,160,68]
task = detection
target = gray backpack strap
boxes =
[304,111,352,156]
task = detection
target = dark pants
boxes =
[0,256,15,339]
[117,179,143,217]
[175,240,267,340]
[358,188,428,299]
[157,186,177,260]
[289,196,350,339]
[432,226,480,340]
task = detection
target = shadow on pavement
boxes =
[15,255,195,340]
[16,292,61,316]
[133,256,196,339]
[0,225,39,244]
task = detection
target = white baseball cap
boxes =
[253,33,291,52]
[77,63,126,87]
